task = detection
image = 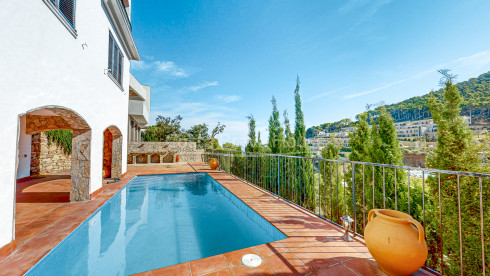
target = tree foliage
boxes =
[268,96,285,153]
[245,114,257,152]
[142,115,225,149]
[283,110,296,154]
[294,76,310,157]
[425,70,489,274]
[223,142,241,151]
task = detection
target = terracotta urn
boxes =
[364,209,428,276]
[209,158,219,170]
[176,155,180,162]
[102,166,111,178]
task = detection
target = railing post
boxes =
[352,163,356,235]
[278,156,281,198]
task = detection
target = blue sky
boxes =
[130,0,490,147]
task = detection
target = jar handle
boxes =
[368,209,376,222]
[408,218,425,243]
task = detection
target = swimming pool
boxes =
[26,173,287,275]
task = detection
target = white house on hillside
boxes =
[0,0,139,249]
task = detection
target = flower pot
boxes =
[209,158,219,170]
[175,155,180,162]
[365,209,428,276]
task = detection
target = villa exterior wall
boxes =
[0,1,135,247]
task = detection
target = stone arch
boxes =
[150,154,160,163]
[136,154,147,164]
[102,125,123,179]
[17,105,91,202]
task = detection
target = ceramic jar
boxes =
[364,209,428,276]
[209,158,219,170]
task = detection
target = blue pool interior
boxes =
[26,173,287,275]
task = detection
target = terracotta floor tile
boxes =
[203,268,234,276]
[314,263,357,276]
[341,258,387,276]
[281,236,327,250]
[291,247,340,272]
[263,252,311,276]
[253,242,290,258]
[349,241,371,253]
[150,262,191,276]
[223,247,257,267]
[315,240,368,262]
[230,263,274,276]
[190,254,229,275]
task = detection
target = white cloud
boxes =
[130,59,188,78]
[189,81,219,92]
[215,95,242,103]
[155,60,188,77]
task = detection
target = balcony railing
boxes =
[203,149,490,275]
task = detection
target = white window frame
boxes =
[42,0,77,37]
[107,32,124,91]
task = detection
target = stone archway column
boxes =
[70,129,91,202]
[111,135,123,178]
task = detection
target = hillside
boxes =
[307,71,490,138]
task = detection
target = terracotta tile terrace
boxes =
[0,163,431,275]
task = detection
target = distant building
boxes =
[307,126,356,156]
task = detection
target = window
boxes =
[108,33,124,86]
[49,0,75,27]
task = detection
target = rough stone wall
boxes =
[30,132,71,175]
[127,142,204,164]
[111,135,123,178]
[26,115,71,134]
[103,129,113,177]
[70,129,91,202]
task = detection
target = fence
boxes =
[203,149,490,275]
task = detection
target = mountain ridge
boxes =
[306,71,490,138]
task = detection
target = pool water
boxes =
[26,173,286,275]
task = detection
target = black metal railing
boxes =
[203,149,490,276]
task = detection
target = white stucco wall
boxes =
[17,116,32,179]
[0,1,133,247]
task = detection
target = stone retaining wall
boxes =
[128,142,204,164]
[31,132,71,175]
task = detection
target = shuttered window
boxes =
[108,33,124,86]
[49,0,75,27]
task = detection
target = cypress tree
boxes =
[425,70,487,274]
[283,110,296,155]
[268,96,285,153]
[368,106,407,213]
[349,112,370,162]
[245,114,257,152]
[291,76,315,210]
[320,136,342,219]
[293,76,310,157]
[254,131,263,152]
